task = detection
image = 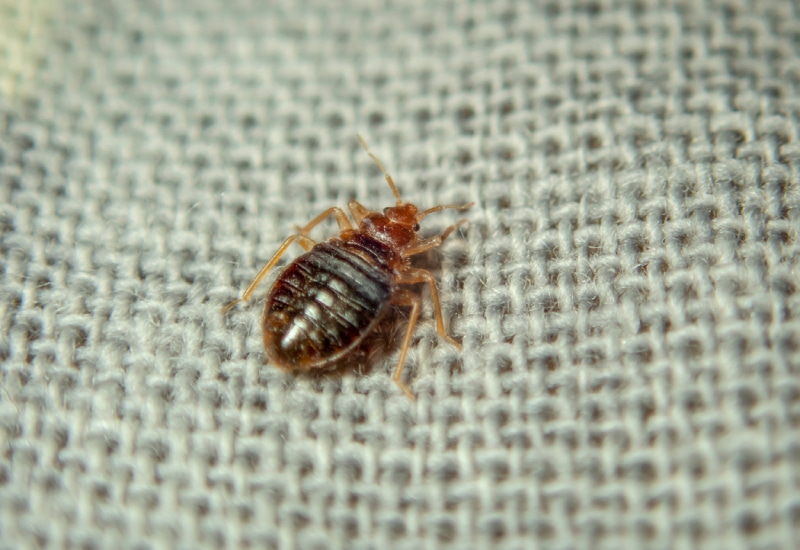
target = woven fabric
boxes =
[2,0,800,548]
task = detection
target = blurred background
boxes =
[1,1,799,548]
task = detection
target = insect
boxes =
[223,135,472,398]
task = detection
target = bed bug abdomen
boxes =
[263,236,396,370]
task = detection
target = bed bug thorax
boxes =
[223,135,472,399]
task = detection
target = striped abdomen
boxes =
[263,234,397,370]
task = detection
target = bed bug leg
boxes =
[400,217,471,257]
[292,207,353,248]
[390,289,422,400]
[222,234,317,313]
[298,206,353,235]
[397,268,461,350]
[347,200,371,225]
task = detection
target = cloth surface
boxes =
[1,0,800,548]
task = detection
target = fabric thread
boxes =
[1,0,799,548]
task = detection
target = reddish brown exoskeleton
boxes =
[223,135,472,398]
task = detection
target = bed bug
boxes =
[223,135,472,399]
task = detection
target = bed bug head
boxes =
[356,134,473,248]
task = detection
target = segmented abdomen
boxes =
[263,235,395,370]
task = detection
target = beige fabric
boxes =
[1,0,799,548]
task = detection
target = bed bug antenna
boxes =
[416,202,476,221]
[356,134,403,205]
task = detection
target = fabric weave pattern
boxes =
[1,0,799,548]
